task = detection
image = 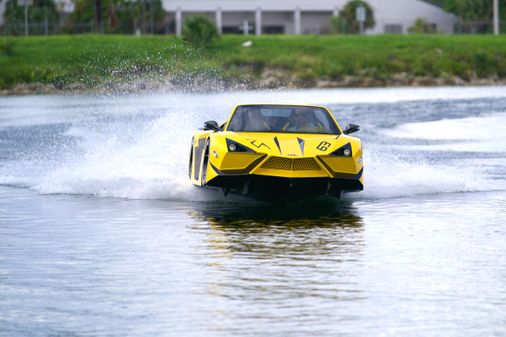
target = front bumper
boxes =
[206,172,363,202]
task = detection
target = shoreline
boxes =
[3,35,506,96]
[1,75,505,96]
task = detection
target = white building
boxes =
[162,0,456,35]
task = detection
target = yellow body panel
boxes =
[221,153,264,171]
[199,132,363,177]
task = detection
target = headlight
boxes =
[225,139,255,153]
[330,143,353,157]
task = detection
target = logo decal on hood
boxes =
[317,141,331,151]
[248,139,271,150]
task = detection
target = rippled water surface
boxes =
[1,87,506,337]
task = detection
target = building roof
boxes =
[420,0,445,8]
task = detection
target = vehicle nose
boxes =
[273,136,304,157]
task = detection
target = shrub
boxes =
[408,18,437,33]
[182,16,219,48]
[337,0,375,34]
[330,16,347,34]
[0,39,16,56]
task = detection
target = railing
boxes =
[0,22,94,35]
[0,22,173,35]
[454,21,506,34]
[0,20,504,36]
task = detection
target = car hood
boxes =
[228,132,345,157]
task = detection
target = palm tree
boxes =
[94,0,102,32]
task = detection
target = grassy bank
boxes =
[1,34,506,92]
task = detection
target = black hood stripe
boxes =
[297,137,305,155]
[273,136,282,155]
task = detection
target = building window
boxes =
[303,27,322,34]
[384,24,403,34]
[223,26,241,34]
[223,26,255,34]
[263,26,285,34]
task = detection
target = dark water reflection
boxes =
[190,201,363,260]
[186,203,366,315]
[190,198,362,225]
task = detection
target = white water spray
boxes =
[0,88,505,201]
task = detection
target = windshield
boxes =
[227,105,340,134]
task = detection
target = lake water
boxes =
[1,87,505,337]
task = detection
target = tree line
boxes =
[429,0,506,22]
[3,0,165,34]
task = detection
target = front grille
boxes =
[261,157,321,171]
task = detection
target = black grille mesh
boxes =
[261,157,321,171]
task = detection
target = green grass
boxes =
[1,34,506,90]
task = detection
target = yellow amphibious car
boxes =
[189,104,363,201]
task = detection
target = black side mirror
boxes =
[204,120,221,132]
[343,124,360,135]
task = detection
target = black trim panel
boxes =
[193,138,207,180]
[206,175,363,202]
[210,162,222,175]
